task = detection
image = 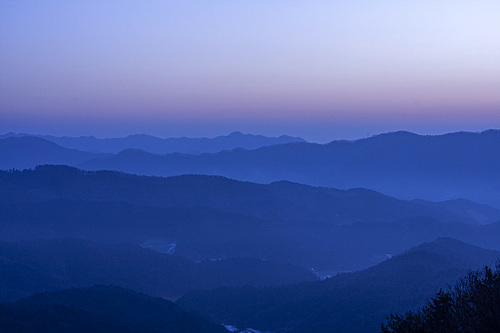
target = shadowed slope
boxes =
[0,285,227,333]
[0,239,316,303]
[178,238,500,333]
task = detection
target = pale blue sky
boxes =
[1,1,499,141]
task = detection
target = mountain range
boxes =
[1,128,500,332]
[80,130,500,207]
[1,130,499,207]
[0,131,305,154]
[1,165,499,274]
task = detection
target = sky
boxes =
[1,1,499,142]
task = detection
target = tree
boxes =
[381,263,500,333]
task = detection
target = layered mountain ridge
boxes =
[1,165,499,274]
[2,130,499,207]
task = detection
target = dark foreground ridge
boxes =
[0,285,227,333]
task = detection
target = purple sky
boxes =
[1,1,499,142]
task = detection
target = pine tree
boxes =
[381,263,500,333]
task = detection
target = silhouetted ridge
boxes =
[0,137,109,170]
[0,285,226,333]
[1,164,494,225]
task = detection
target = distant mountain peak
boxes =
[0,131,306,155]
[404,237,500,266]
[126,134,157,139]
[406,237,467,253]
[366,130,420,141]
[481,129,500,135]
